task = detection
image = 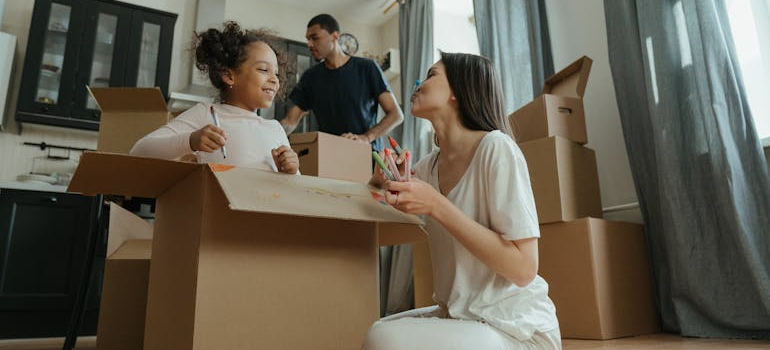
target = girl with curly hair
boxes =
[131,21,298,174]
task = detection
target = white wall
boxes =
[545,0,642,223]
[0,0,196,183]
[225,0,382,55]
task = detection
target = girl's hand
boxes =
[190,124,226,152]
[272,145,299,174]
[384,179,445,216]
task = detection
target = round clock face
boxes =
[338,33,359,55]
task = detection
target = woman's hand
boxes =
[368,149,409,188]
[272,145,299,174]
[384,179,447,216]
[190,124,226,152]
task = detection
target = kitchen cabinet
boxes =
[15,0,176,131]
[0,188,104,338]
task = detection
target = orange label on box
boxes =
[208,163,235,172]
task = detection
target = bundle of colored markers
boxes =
[372,136,411,182]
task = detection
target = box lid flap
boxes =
[89,86,169,112]
[210,165,426,234]
[67,152,200,197]
[111,240,152,260]
[288,131,320,145]
[542,56,593,98]
[107,202,153,257]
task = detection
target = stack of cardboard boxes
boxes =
[509,56,659,339]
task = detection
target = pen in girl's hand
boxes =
[210,106,227,158]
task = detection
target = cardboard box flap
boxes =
[111,239,152,260]
[89,86,169,112]
[68,152,200,198]
[210,165,425,227]
[107,202,153,257]
[542,56,593,98]
[288,132,320,145]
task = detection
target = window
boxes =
[726,0,770,141]
[433,0,479,61]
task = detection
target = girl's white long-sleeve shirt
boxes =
[130,102,291,172]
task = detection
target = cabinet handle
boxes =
[43,196,58,203]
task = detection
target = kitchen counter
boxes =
[0,181,70,193]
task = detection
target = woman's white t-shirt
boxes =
[412,130,559,341]
[130,102,291,172]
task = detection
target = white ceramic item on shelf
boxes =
[17,173,58,185]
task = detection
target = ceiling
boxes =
[274,0,400,27]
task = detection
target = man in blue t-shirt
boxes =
[280,14,403,150]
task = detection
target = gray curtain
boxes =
[397,0,434,161]
[473,0,553,114]
[379,0,434,317]
[605,0,770,339]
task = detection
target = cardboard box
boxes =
[412,242,434,308]
[509,56,592,144]
[289,131,372,184]
[89,87,171,154]
[68,152,425,350]
[519,136,602,223]
[96,203,153,350]
[538,218,659,339]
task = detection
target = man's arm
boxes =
[279,105,306,135]
[362,91,404,141]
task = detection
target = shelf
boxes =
[40,69,61,81]
[46,29,68,35]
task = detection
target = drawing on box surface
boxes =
[306,187,370,200]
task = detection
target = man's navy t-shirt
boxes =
[289,56,391,150]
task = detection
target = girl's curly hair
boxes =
[193,21,290,101]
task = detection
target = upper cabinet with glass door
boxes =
[37,3,69,107]
[16,0,176,131]
[16,0,83,123]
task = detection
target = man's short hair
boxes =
[308,14,340,34]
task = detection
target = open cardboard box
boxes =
[509,56,592,145]
[96,203,152,350]
[89,87,172,154]
[289,131,372,184]
[68,152,426,350]
[538,218,660,339]
[519,136,602,223]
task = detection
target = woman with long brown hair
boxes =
[364,52,561,349]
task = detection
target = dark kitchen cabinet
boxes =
[0,188,104,338]
[16,0,176,131]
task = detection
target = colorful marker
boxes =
[383,148,402,182]
[404,150,411,182]
[209,106,227,158]
[372,151,395,181]
[387,136,404,156]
